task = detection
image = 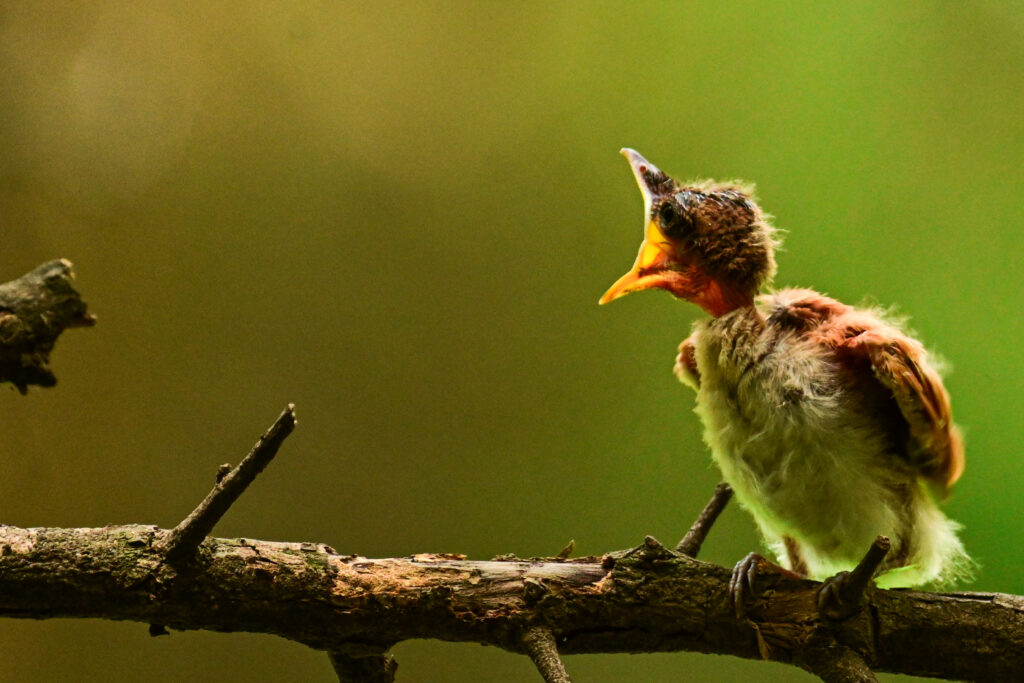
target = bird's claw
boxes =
[730,552,808,619]
[816,570,863,620]
[729,552,765,619]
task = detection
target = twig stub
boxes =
[676,482,733,557]
[555,539,575,560]
[522,625,572,683]
[328,651,397,683]
[156,404,297,565]
[799,644,878,683]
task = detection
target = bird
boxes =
[600,148,971,610]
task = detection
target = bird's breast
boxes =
[689,308,904,557]
[693,314,843,484]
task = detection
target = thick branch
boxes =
[0,525,1020,680]
[0,259,94,392]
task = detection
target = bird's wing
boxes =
[673,335,700,390]
[842,327,964,493]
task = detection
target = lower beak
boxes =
[599,221,673,304]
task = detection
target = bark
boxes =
[0,525,1020,680]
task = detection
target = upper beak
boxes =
[599,149,674,305]
[620,148,661,213]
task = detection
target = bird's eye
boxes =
[658,202,678,226]
[657,201,692,238]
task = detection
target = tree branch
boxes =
[0,525,1020,680]
[3,262,1018,681]
[0,259,94,392]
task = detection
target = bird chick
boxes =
[601,149,971,595]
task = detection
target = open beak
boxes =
[599,149,676,305]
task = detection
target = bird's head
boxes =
[599,149,779,317]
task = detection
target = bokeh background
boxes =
[2,2,1021,681]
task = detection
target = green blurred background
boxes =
[1,2,1021,681]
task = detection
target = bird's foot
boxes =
[817,536,891,620]
[729,552,804,619]
[816,571,859,620]
[729,552,762,619]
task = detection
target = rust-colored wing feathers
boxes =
[843,328,964,493]
[766,290,964,494]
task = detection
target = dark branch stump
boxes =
[0,259,94,392]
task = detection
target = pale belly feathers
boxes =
[688,305,967,586]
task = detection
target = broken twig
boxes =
[155,404,297,564]
[676,482,733,557]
